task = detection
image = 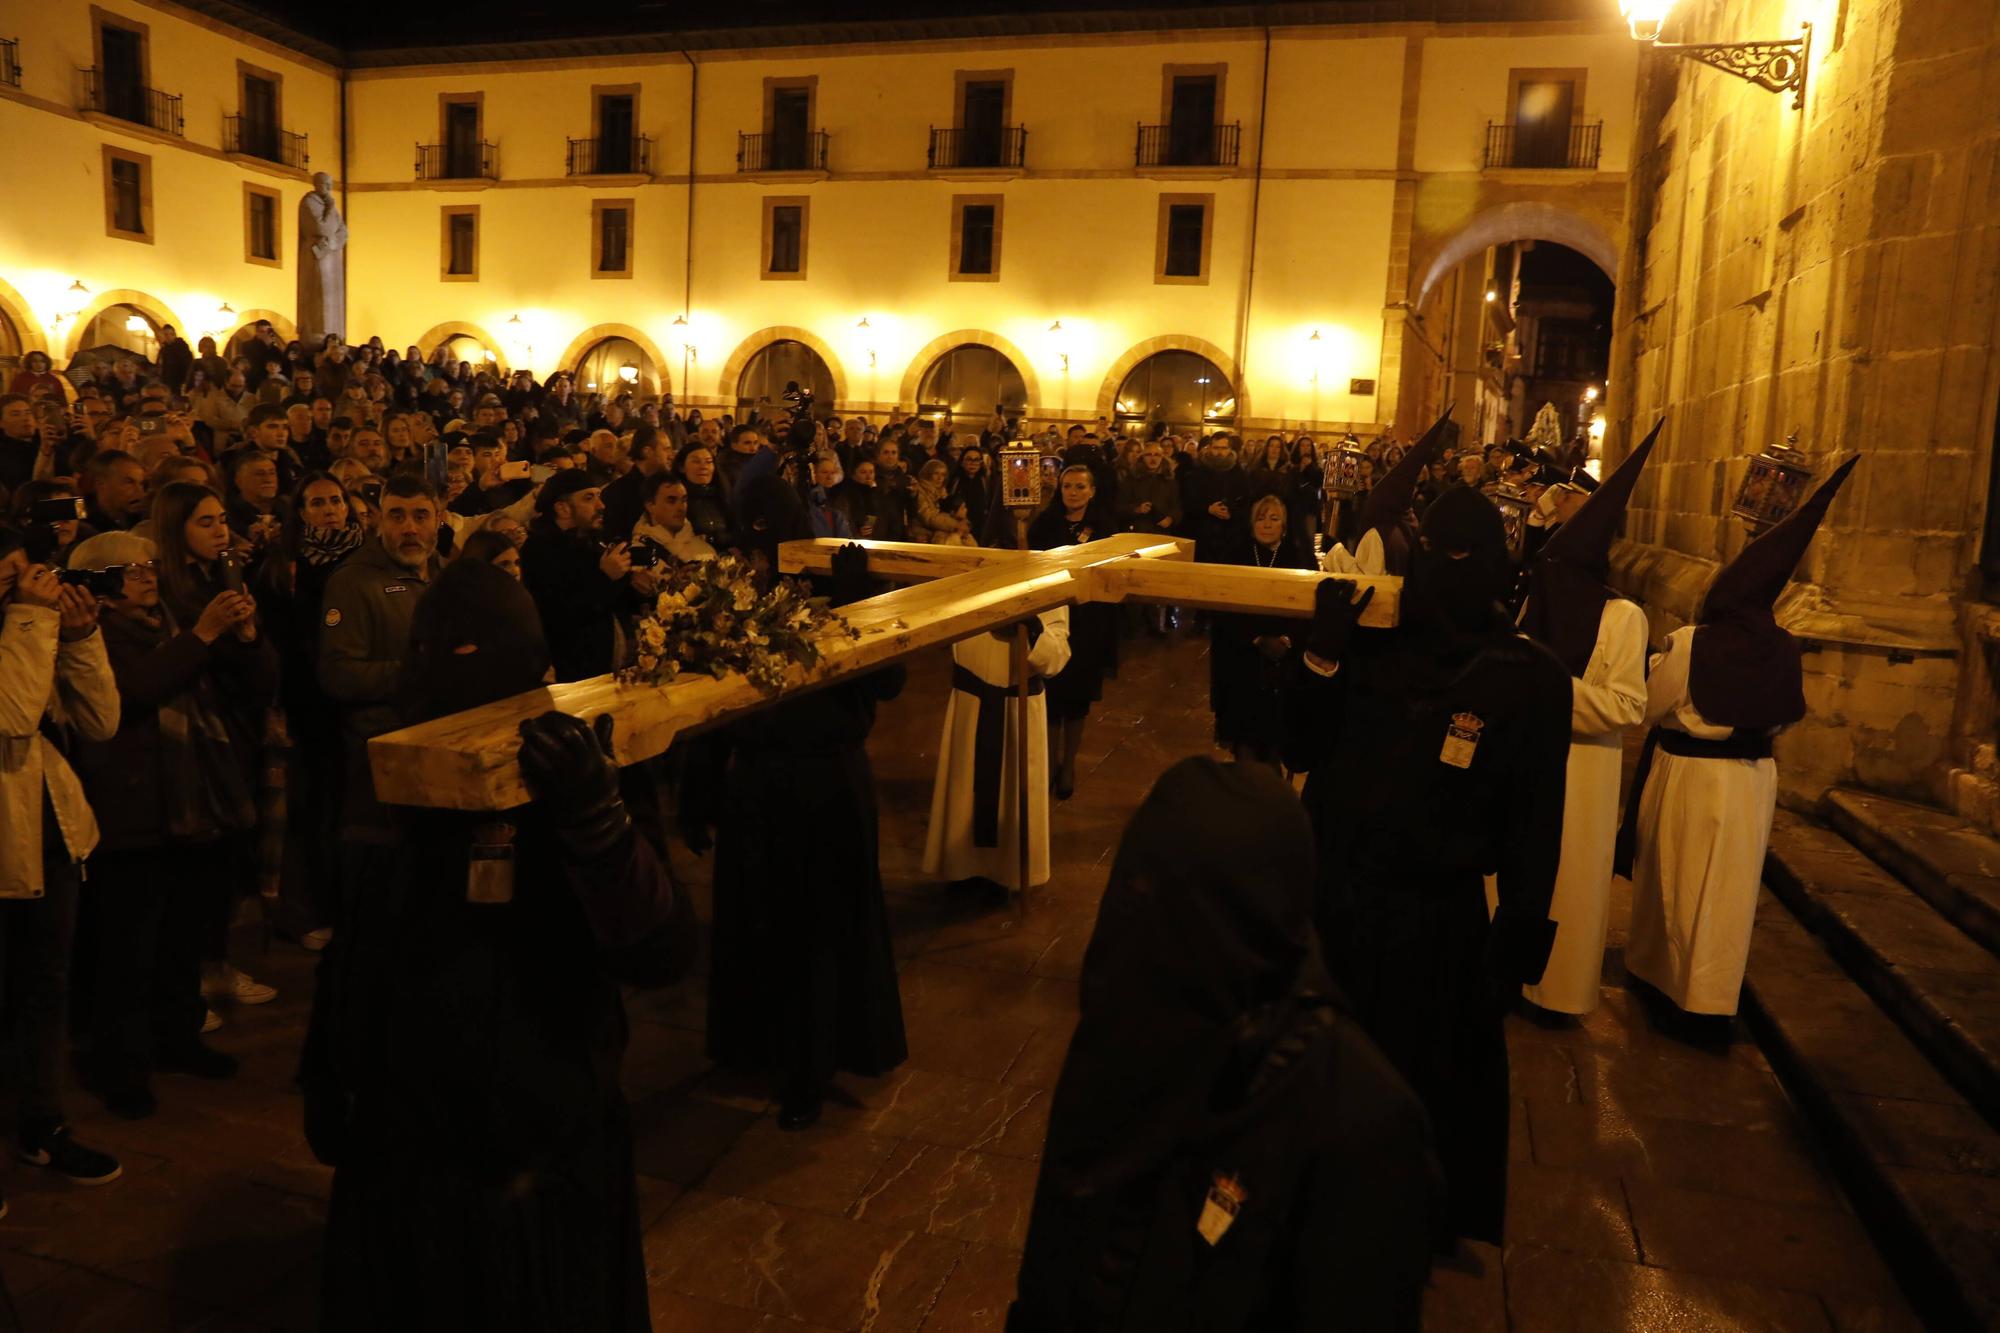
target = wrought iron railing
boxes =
[737,129,828,173]
[1483,121,1602,169]
[1,39,21,89]
[225,115,309,169]
[928,125,1026,170]
[416,141,497,180]
[566,135,653,176]
[79,68,183,137]
[1135,121,1241,168]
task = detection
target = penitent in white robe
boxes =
[1624,625,1781,1016]
[1520,599,1648,1015]
[923,608,1072,890]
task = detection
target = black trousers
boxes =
[81,844,213,1090]
[0,826,80,1132]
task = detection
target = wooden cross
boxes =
[366,534,1402,810]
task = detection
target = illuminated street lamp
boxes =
[1621,0,1810,109]
[618,362,639,385]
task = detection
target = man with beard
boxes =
[319,475,444,862]
[305,559,696,1331]
[1285,484,1569,1249]
[1179,433,1251,561]
[521,471,642,683]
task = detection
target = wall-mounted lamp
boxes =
[618,362,639,384]
[1583,385,1599,402]
[1621,0,1809,109]
[1483,287,1498,303]
[1049,319,1068,374]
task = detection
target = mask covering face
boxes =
[1401,486,1511,647]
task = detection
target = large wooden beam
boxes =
[367,554,1083,810]
[775,533,1194,581]
[1090,560,1401,628]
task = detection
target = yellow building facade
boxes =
[0,1,1637,435]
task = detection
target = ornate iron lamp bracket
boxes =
[1657,22,1811,109]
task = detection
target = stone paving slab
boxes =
[1827,787,2000,956]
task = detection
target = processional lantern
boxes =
[999,437,1045,516]
[1732,434,1815,533]
[1490,484,1534,560]
[1320,434,1371,499]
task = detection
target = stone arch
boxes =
[1094,334,1250,425]
[61,288,184,360]
[897,329,1045,415]
[716,325,850,408]
[554,322,674,396]
[413,320,507,362]
[220,308,297,351]
[1412,202,1618,309]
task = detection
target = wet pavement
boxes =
[0,631,1919,1330]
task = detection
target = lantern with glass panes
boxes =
[1320,434,1372,500]
[1490,484,1535,561]
[1731,435,1816,533]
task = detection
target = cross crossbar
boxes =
[366,534,1401,810]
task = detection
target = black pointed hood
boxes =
[1355,408,1451,574]
[1688,455,1859,730]
[1517,419,1661,676]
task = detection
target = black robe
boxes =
[1029,503,1117,720]
[305,803,696,1333]
[1203,531,1315,751]
[1011,758,1440,1332]
[703,673,908,1090]
[1284,627,1569,1244]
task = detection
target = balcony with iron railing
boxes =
[927,126,1027,170]
[1,38,20,89]
[566,135,653,177]
[737,130,828,173]
[1483,122,1603,170]
[416,141,497,181]
[78,68,183,137]
[225,115,309,170]
[1135,122,1241,169]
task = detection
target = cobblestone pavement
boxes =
[2,632,1920,1331]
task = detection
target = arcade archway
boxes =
[914,344,1028,431]
[736,339,835,416]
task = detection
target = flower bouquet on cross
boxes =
[621,553,857,694]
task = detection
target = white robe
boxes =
[1624,625,1781,1015]
[923,608,1072,890]
[1520,599,1648,1014]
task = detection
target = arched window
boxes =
[1113,351,1236,434]
[77,304,160,366]
[915,344,1027,430]
[439,333,490,370]
[0,304,21,385]
[737,339,834,416]
[574,337,660,398]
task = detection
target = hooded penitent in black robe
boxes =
[1010,758,1442,1332]
[699,477,908,1097]
[304,561,697,1333]
[1285,486,1570,1245]
[1349,409,1453,575]
[1516,421,1659,678]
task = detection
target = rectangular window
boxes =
[763,78,817,171]
[442,205,479,280]
[593,199,634,278]
[593,86,639,174]
[93,11,151,124]
[1161,65,1226,166]
[956,72,1012,168]
[1507,67,1586,168]
[951,196,1002,281]
[101,145,152,243]
[243,183,281,267]
[762,196,808,280]
[238,63,282,161]
[1156,194,1212,284]
[441,95,483,178]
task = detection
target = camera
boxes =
[626,541,663,568]
[28,497,85,525]
[58,566,128,598]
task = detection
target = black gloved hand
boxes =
[1484,908,1559,1009]
[1304,578,1374,664]
[829,541,871,607]
[518,711,631,859]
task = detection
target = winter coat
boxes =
[0,605,120,897]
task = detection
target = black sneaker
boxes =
[19,1124,122,1185]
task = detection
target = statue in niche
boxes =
[297,172,347,347]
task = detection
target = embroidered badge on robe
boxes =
[1441,712,1484,769]
[1197,1172,1248,1246]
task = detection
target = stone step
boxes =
[1824,787,2000,959]
[1741,888,2000,1333]
[1763,812,2000,1130]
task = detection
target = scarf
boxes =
[300,522,365,568]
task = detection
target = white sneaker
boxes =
[299,927,333,952]
[201,964,278,1006]
[202,1008,222,1034]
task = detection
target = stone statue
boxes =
[297,172,347,347]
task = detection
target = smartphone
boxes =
[217,553,245,593]
[58,566,126,597]
[529,464,555,484]
[136,416,165,436]
[29,497,86,524]
[358,477,385,502]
